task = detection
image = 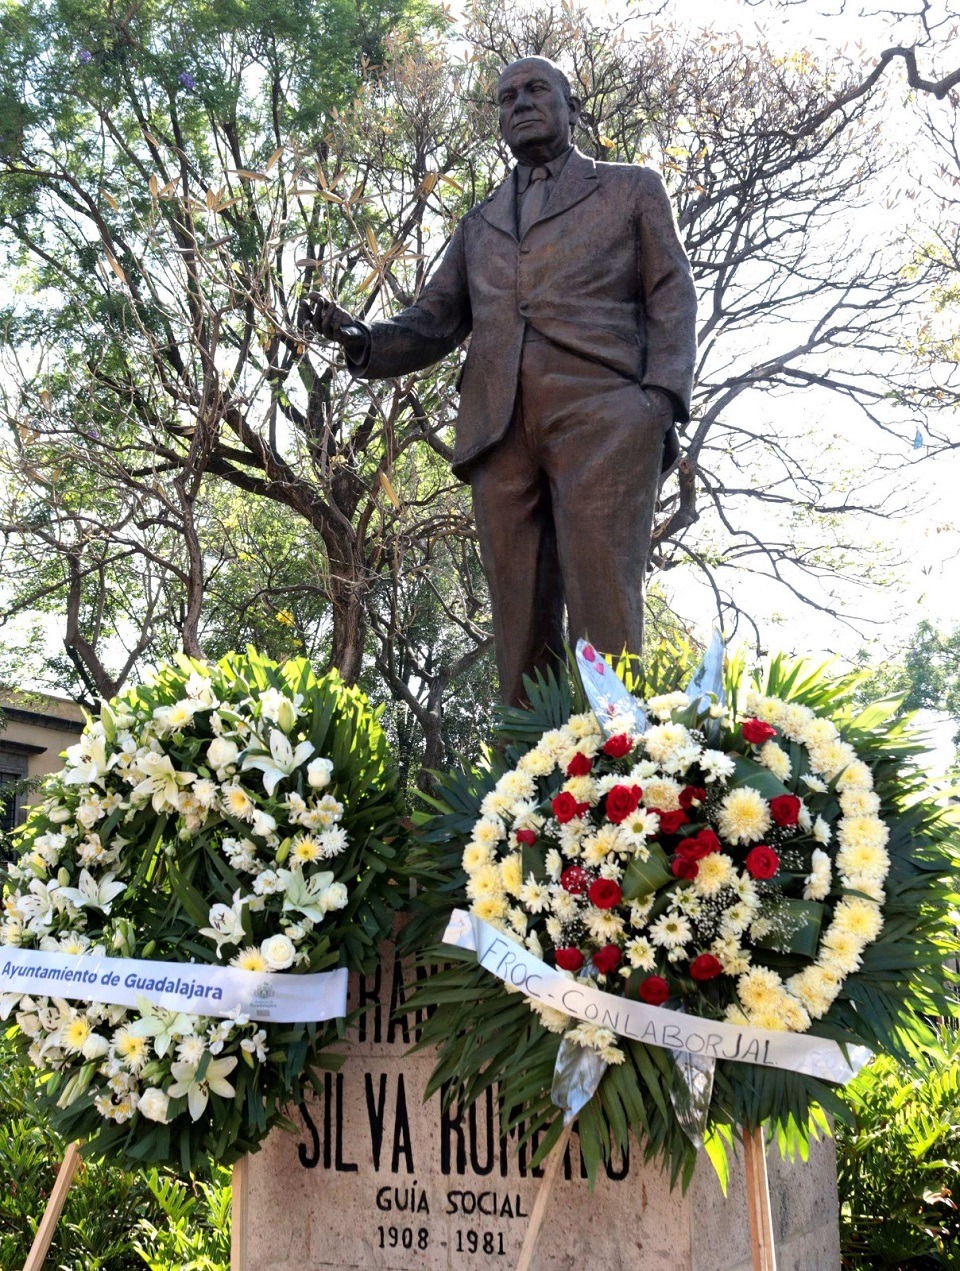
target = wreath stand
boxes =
[22,1141,82,1271]
[515,1124,778,1271]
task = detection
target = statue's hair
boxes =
[499,56,574,105]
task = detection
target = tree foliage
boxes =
[0,0,956,779]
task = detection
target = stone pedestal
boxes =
[231,943,841,1270]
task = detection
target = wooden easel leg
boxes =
[230,1155,248,1271]
[743,1125,778,1271]
[515,1123,573,1271]
[23,1141,82,1271]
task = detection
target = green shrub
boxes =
[0,1030,229,1270]
[837,1025,960,1268]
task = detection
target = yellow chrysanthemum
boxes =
[291,835,322,864]
[837,815,889,853]
[836,840,890,881]
[472,895,509,924]
[500,853,523,897]
[718,787,771,845]
[232,947,269,972]
[564,775,597,804]
[643,723,692,765]
[465,863,503,900]
[462,841,495,872]
[786,966,841,1019]
[836,760,873,792]
[758,741,791,782]
[831,897,883,943]
[839,788,881,818]
[807,738,857,780]
[114,1028,149,1067]
[496,769,536,801]
[693,852,737,896]
[736,966,784,1012]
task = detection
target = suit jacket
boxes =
[351,148,697,480]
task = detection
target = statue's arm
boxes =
[636,170,698,423]
[346,223,472,381]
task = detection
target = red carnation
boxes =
[679,785,707,811]
[770,794,801,827]
[592,944,621,975]
[656,808,688,835]
[554,947,584,972]
[639,975,670,1005]
[689,954,723,982]
[742,717,777,744]
[566,752,593,777]
[676,828,721,861]
[602,733,634,759]
[552,791,586,823]
[671,855,699,880]
[587,878,623,910]
[744,845,780,880]
[515,828,537,846]
[560,866,589,895]
[605,783,643,824]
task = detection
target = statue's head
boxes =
[496,57,581,164]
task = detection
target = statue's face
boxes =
[497,59,579,162]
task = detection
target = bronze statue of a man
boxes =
[303,56,698,704]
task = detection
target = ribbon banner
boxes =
[443,909,872,1084]
[0,946,348,1025]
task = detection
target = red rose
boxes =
[515,828,537,846]
[742,717,777,744]
[592,944,621,975]
[605,783,642,824]
[671,855,699,880]
[552,792,583,823]
[566,752,593,777]
[676,828,721,861]
[689,953,723,982]
[744,845,780,879]
[638,975,670,1005]
[560,866,589,895]
[679,786,707,811]
[770,794,801,827]
[554,947,584,972]
[602,733,634,759]
[655,808,688,835]
[587,878,623,909]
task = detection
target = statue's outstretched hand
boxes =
[298,293,367,356]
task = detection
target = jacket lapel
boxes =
[478,173,519,240]
[531,148,599,230]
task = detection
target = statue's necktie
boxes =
[519,166,550,236]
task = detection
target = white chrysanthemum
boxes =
[496,769,536,802]
[221,784,255,821]
[544,849,563,881]
[836,760,873,792]
[717,787,771,845]
[479,790,514,820]
[643,723,692,765]
[465,864,503,900]
[551,891,579,921]
[787,966,841,1019]
[584,910,625,942]
[837,815,889,853]
[646,691,690,719]
[564,775,597,804]
[519,879,551,913]
[624,936,657,970]
[567,713,602,741]
[803,849,832,901]
[839,787,881,817]
[649,912,693,950]
[528,999,570,1034]
[812,815,832,847]
[736,966,785,1013]
[517,747,555,777]
[710,935,751,976]
[808,738,857,780]
[700,749,737,783]
[640,777,682,811]
[472,817,506,848]
[801,773,828,794]
[232,947,269,972]
[758,742,791,782]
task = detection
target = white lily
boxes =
[168,1054,237,1121]
[62,733,111,787]
[57,869,126,915]
[199,902,247,953]
[130,751,195,813]
[128,996,195,1058]
[241,729,314,797]
[279,868,335,924]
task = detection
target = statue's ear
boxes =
[569,95,583,127]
